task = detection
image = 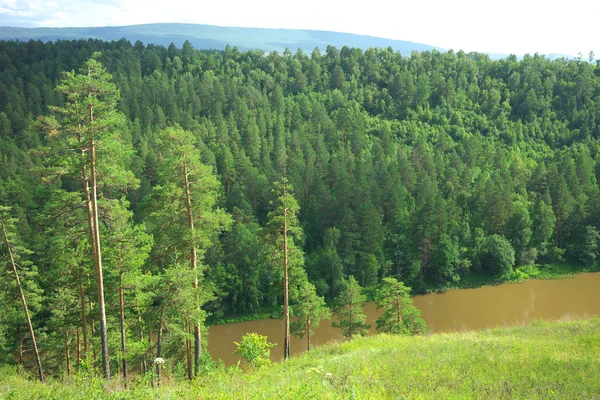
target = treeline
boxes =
[1,38,600,377]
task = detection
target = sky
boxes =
[0,0,598,57]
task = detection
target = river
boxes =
[207,272,600,366]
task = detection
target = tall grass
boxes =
[2,318,599,399]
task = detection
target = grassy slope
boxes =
[2,318,599,399]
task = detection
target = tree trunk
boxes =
[78,271,88,359]
[183,159,201,374]
[283,182,291,360]
[185,317,193,380]
[137,311,146,375]
[1,217,45,383]
[119,271,127,380]
[156,314,164,387]
[89,297,96,362]
[306,317,311,352]
[76,328,81,368]
[65,328,71,377]
[396,290,401,331]
[88,103,110,379]
[80,88,108,378]
[18,330,23,366]
[349,299,354,338]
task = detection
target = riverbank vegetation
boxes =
[1,38,600,378]
[1,318,599,398]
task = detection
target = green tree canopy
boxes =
[332,276,371,338]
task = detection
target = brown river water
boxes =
[207,272,600,366]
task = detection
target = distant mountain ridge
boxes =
[0,23,444,54]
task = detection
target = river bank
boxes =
[208,269,600,365]
[3,318,599,399]
[208,261,599,326]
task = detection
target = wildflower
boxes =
[154,357,165,365]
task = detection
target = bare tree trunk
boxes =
[77,78,109,379]
[396,290,401,327]
[76,328,81,368]
[89,297,96,362]
[185,318,193,380]
[78,272,88,358]
[307,317,311,352]
[18,330,23,366]
[283,182,291,360]
[349,299,354,338]
[183,160,201,374]
[1,217,45,382]
[137,310,146,375]
[156,314,164,387]
[65,328,71,376]
[88,104,110,379]
[119,271,127,380]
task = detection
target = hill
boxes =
[0,38,599,383]
[1,318,598,398]
[0,23,443,54]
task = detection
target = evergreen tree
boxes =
[375,277,426,335]
[148,126,231,377]
[0,206,44,382]
[264,178,303,360]
[332,276,371,338]
[290,279,330,351]
[40,54,138,379]
[103,198,153,380]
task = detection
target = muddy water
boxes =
[208,273,600,366]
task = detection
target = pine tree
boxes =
[332,276,371,338]
[0,206,44,382]
[375,277,426,335]
[40,53,138,379]
[264,178,303,359]
[148,125,231,377]
[290,279,330,351]
[103,198,153,380]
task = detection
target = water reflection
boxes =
[208,272,600,366]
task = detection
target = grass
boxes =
[2,318,599,399]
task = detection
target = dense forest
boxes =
[1,38,600,378]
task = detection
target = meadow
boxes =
[1,318,598,399]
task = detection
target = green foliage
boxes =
[290,280,330,346]
[0,206,43,364]
[569,225,600,264]
[331,276,371,338]
[375,278,427,335]
[41,53,138,191]
[234,333,276,369]
[2,38,600,377]
[481,235,516,277]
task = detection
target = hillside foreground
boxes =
[1,318,598,399]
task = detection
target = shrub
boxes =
[234,333,276,369]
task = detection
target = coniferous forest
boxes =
[1,38,600,379]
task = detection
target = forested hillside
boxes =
[1,38,599,377]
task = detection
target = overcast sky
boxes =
[1,0,598,57]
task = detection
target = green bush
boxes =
[234,333,276,369]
